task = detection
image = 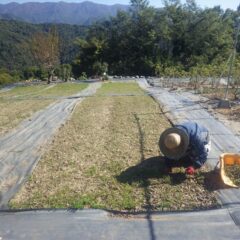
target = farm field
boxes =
[0,83,88,135]
[10,82,218,211]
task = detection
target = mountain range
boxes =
[0,1,129,25]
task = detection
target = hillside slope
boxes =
[0,19,87,70]
[0,1,129,25]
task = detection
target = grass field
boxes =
[97,82,144,95]
[10,82,218,211]
[0,83,88,135]
[0,83,88,98]
[32,83,89,97]
[0,85,47,98]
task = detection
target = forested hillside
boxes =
[1,0,240,84]
[0,20,38,71]
[0,2,129,25]
[72,0,240,77]
[0,20,87,70]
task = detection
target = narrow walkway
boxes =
[0,208,239,239]
[0,82,102,208]
[138,79,240,206]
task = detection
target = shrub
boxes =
[79,72,88,80]
[0,73,13,85]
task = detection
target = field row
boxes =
[5,82,218,211]
[0,83,87,135]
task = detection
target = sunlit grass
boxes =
[0,83,88,135]
[97,82,144,95]
[38,83,88,97]
[10,83,218,211]
[0,85,47,97]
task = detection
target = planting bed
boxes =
[10,83,218,211]
[0,83,87,135]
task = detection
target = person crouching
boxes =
[159,122,211,175]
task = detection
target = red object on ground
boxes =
[185,166,195,175]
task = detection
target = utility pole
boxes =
[224,17,240,100]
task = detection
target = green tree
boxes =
[56,64,72,82]
[92,61,108,76]
[71,0,237,77]
[0,72,13,85]
[130,0,150,12]
[72,36,107,77]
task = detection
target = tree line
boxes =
[0,20,87,84]
[1,0,240,85]
[72,0,240,79]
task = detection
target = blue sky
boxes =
[0,0,239,10]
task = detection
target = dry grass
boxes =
[0,84,48,98]
[0,99,53,135]
[35,83,88,97]
[0,83,88,135]
[10,83,218,211]
[225,165,240,186]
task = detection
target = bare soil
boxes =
[201,94,240,136]
[202,87,240,121]
[10,83,218,211]
[216,106,240,122]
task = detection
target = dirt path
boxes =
[177,91,240,137]
[0,82,101,208]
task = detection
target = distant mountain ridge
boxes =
[0,1,129,25]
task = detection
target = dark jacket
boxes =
[167,122,210,168]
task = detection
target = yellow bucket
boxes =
[220,153,240,188]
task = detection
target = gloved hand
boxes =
[185,166,195,175]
